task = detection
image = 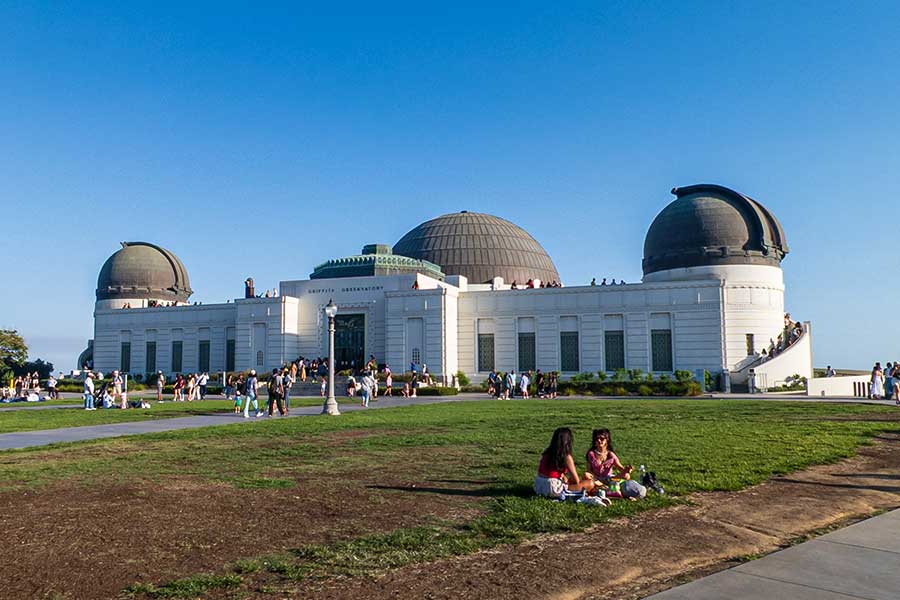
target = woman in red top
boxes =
[534,427,594,498]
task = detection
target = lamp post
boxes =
[322,299,340,415]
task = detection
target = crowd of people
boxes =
[2,371,63,402]
[760,313,805,361]
[590,278,628,286]
[534,427,663,504]
[486,369,558,399]
[868,362,900,404]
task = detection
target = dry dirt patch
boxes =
[0,463,485,599]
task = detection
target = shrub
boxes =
[627,369,644,382]
[611,368,628,382]
[704,370,714,391]
[637,384,654,396]
[595,371,608,382]
[612,385,628,396]
[415,387,458,396]
[460,385,486,393]
[456,370,471,387]
[674,369,694,383]
[570,372,595,384]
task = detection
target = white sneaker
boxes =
[243,414,249,419]
[255,411,264,417]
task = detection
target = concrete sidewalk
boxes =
[0,394,471,451]
[647,508,900,600]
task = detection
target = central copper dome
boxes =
[393,211,560,284]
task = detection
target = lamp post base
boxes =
[322,396,341,415]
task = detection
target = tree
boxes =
[15,359,54,380]
[0,329,28,381]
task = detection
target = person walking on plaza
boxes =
[243,370,262,418]
[188,373,200,401]
[225,373,235,400]
[83,372,95,410]
[266,368,286,416]
[282,367,294,413]
[360,370,375,407]
[173,373,184,401]
[233,373,245,414]
[112,370,125,409]
[366,355,379,397]
[870,362,885,400]
[156,371,165,402]
[384,368,393,397]
[198,372,209,400]
[47,373,58,400]
[520,370,531,399]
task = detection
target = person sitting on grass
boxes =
[534,427,595,499]
[99,383,115,409]
[585,428,646,500]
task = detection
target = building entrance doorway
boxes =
[334,314,365,371]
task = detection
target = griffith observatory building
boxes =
[81,184,813,388]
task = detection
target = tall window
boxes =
[746,333,755,356]
[604,331,625,371]
[478,334,495,372]
[518,333,535,372]
[560,332,579,371]
[120,342,131,373]
[226,339,236,372]
[517,317,536,372]
[145,341,156,373]
[256,351,264,366]
[650,313,673,372]
[559,316,579,372]
[171,341,183,372]
[651,330,673,372]
[198,340,210,372]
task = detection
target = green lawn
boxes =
[0,396,362,434]
[2,398,896,598]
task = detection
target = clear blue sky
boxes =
[1,1,897,371]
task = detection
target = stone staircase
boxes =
[289,376,349,397]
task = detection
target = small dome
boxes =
[96,242,192,302]
[393,211,560,284]
[643,184,789,276]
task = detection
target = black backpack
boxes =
[641,471,665,495]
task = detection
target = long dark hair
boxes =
[542,427,574,470]
[586,428,614,463]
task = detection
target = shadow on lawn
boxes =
[367,482,533,498]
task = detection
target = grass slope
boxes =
[1,398,896,597]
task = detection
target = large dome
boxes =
[643,184,789,277]
[96,242,192,302]
[393,211,560,285]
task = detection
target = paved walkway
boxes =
[647,508,900,600]
[0,395,470,451]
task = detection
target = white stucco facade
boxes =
[89,263,805,386]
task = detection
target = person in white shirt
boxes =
[360,371,376,407]
[198,372,209,400]
[519,371,531,399]
[112,370,125,409]
[83,373,96,410]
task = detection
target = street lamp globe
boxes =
[325,299,338,319]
